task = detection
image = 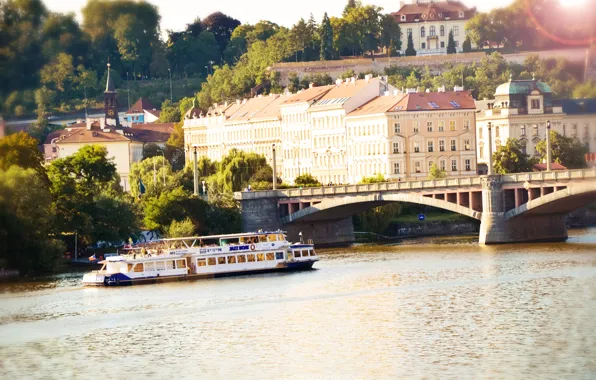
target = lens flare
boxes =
[527,0,595,46]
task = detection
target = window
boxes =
[450,139,456,151]
[415,161,421,173]
[440,26,445,36]
[563,124,566,135]
[413,121,420,132]
[428,141,434,152]
[438,121,445,132]
[275,252,284,260]
[407,28,412,36]
[393,162,400,174]
[237,255,247,263]
[256,253,265,261]
[479,145,484,158]
[156,261,166,271]
[421,27,426,37]
[478,127,483,138]
[520,125,526,136]
[393,142,400,154]
[451,159,458,171]
[218,256,226,265]
[197,258,206,267]
[521,142,527,155]
[440,160,446,171]
[208,257,216,266]
[572,124,578,136]
[449,121,456,131]
[401,15,406,21]
[294,250,301,258]
[427,121,433,131]
[464,139,471,151]
[459,11,464,18]
[422,42,426,49]
[531,99,540,109]
[465,159,471,171]
[463,120,470,130]
[134,264,144,273]
[533,125,538,136]
[495,126,500,137]
[266,252,275,261]
[428,161,434,171]
[227,255,237,264]
[247,254,256,262]
[430,26,436,36]
[414,142,420,153]
[394,122,401,134]
[453,26,459,36]
[439,140,445,152]
[440,41,445,48]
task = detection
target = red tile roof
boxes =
[126,97,157,114]
[392,91,476,112]
[391,1,476,23]
[347,94,407,116]
[54,123,173,145]
[282,85,334,105]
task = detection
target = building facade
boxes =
[475,78,596,173]
[124,97,161,125]
[391,0,476,55]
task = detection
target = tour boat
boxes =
[81,231,318,286]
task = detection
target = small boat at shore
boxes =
[82,231,318,286]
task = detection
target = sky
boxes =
[44,0,515,34]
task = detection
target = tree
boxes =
[166,218,196,238]
[462,36,472,53]
[294,173,321,187]
[160,100,180,122]
[405,33,416,56]
[129,155,174,199]
[359,174,386,184]
[319,13,334,61]
[536,131,588,169]
[493,138,532,174]
[428,163,446,179]
[343,0,359,16]
[447,30,456,54]
[142,187,208,233]
[0,167,64,274]
[0,132,45,174]
[201,12,241,58]
[380,14,401,57]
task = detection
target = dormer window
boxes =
[401,15,406,21]
[459,11,464,18]
[531,99,541,109]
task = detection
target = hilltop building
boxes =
[124,97,161,125]
[391,0,476,55]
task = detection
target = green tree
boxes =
[447,30,456,54]
[129,155,174,199]
[428,163,446,179]
[462,36,472,53]
[380,14,401,57]
[405,33,416,56]
[166,218,196,238]
[319,13,334,61]
[160,100,180,122]
[0,167,64,274]
[294,173,321,187]
[201,12,241,58]
[359,173,386,183]
[536,131,588,169]
[354,203,402,235]
[142,187,208,233]
[493,138,532,174]
[0,132,45,174]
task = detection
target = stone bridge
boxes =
[235,169,596,245]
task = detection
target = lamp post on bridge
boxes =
[193,146,199,195]
[546,120,552,171]
[272,143,277,190]
[487,122,494,175]
[326,147,332,185]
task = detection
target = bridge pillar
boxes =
[479,175,568,244]
[239,196,282,233]
[283,217,355,246]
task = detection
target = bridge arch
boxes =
[505,182,596,221]
[281,193,481,224]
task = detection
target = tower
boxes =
[104,62,120,127]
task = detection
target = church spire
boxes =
[105,62,115,92]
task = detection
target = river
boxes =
[1,229,596,379]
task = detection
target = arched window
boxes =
[430,26,436,36]
[440,25,445,37]
[420,27,426,38]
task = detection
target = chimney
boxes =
[236,99,241,105]
[453,86,464,92]
[393,89,399,96]
[309,82,315,88]
[406,88,417,94]
[350,77,356,84]
[425,89,430,93]
[365,74,373,82]
[438,85,446,93]
[336,78,342,86]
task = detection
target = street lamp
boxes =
[326,147,332,185]
[193,146,199,195]
[546,120,552,171]
[272,143,277,190]
[487,122,494,175]
[168,68,173,103]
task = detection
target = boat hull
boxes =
[84,260,317,287]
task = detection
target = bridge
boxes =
[235,169,596,245]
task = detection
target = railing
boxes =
[501,168,596,183]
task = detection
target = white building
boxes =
[391,0,477,55]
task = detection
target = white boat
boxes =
[82,231,318,286]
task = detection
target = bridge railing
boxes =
[502,168,596,183]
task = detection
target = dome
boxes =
[495,79,552,97]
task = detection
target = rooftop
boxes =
[227,95,282,122]
[495,79,552,97]
[312,77,382,108]
[391,1,476,23]
[391,90,476,112]
[347,94,407,116]
[281,85,334,105]
[558,98,596,115]
[126,97,157,114]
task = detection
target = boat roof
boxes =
[160,231,286,242]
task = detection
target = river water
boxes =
[1,229,596,379]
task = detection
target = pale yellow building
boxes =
[346,89,477,182]
[391,0,476,55]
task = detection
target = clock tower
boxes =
[104,63,120,127]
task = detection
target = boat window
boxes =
[275,252,284,260]
[308,250,314,256]
[237,255,247,263]
[311,250,316,256]
[267,234,277,242]
[177,259,186,268]
[166,260,175,270]
[266,252,275,261]
[278,234,284,241]
[294,250,302,258]
[218,256,226,265]
[247,254,256,262]
[127,264,134,272]
[145,262,155,271]
[256,253,265,261]
[227,255,237,264]
[156,261,166,271]
[208,257,216,266]
[134,263,144,272]
[197,258,207,267]
[301,250,308,257]
[258,235,267,243]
